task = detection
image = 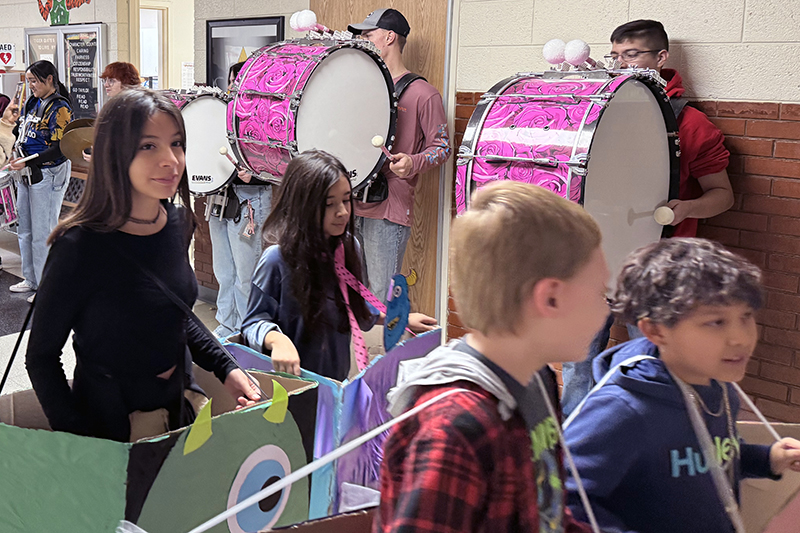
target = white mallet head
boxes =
[654,206,676,225]
[292,10,318,31]
[543,39,566,65]
[371,135,385,148]
[219,146,229,155]
[564,39,591,66]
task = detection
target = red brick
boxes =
[194,251,212,264]
[781,104,800,121]
[773,180,800,199]
[455,105,475,119]
[766,291,800,313]
[763,328,800,350]
[754,342,794,365]
[763,271,800,292]
[726,246,766,269]
[758,308,797,329]
[718,101,779,120]
[454,118,468,134]
[774,141,800,160]
[742,195,800,216]
[447,296,457,312]
[744,157,800,179]
[693,100,717,117]
[728,155,745,175]
[724,137,774,157]
[769,254,800,274]
[770,216,800,237]
[710,117,746,136]
[697,225,739,246]
[195,271,213,283]
[747,358,760,375]
[456,92,475,105]
[447,325,468,341]
[740,231,800,255]
[754,398,800,423]
[729,174,771,195]
[762,360,800,382]
[746,120,800,140]
[790,388,800,405]
[705,211,768,232]
[448,310,465,328]
[740,375,789,401]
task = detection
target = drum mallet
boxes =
[218,146,243,171]
[371,135,398,162]
[654,206,676,226]
[1,153,38,171]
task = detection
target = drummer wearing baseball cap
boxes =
[347,8,451,307]
[348,8,411,39]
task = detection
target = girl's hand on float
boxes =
[224,369,262,409]
[408,312,438,333]
[265,331,302,376]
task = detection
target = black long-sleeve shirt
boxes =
[25,203,236,440]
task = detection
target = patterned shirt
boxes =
[375,378,593,533]
[19,96,72,167]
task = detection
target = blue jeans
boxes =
[208,185,271,336]
[354,216,411,305]
[561,315,643,416]
[16,160,70,288]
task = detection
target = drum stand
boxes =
[203,189,229,222]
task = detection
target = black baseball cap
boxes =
[348,8,411,38]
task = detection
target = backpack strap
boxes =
[670,97,689,120]
[394,72,427,100]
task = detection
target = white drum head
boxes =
[295,48,392,188]
[182,96,236,195]
[583,79,671,289]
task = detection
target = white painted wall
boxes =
[193,0,308,83]
[456,0,800,102]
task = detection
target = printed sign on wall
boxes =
[0,44,15,69]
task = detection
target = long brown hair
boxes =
[50,88,192,243]
[262,150,371,330]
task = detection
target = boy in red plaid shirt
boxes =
[375,181,609,533]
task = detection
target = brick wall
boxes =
[448,91,800,422]
[193,197,219,293]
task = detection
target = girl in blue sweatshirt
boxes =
[241,150,435,381]
[564,238,800,533]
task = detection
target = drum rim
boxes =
[227,38,398,189]
[182,93,238,196]
[456,71,680,222]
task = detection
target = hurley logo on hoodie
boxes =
[670,436,740,478]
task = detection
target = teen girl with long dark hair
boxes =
[26,88,259,442]
[8,60,72,298]
[242,150,436,381]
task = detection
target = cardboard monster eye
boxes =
[227,445,292,533]
[133,405,309,533]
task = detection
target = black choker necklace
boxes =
[128,206,163,224]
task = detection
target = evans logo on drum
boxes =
[192,175,213,182]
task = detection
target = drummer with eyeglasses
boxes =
[561,19,734,416]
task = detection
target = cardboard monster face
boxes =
[132,406,309,533]
[0,370,315,533]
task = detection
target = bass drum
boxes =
[181,93,237,196]
[456,71,680,287]
[227,39,397,192]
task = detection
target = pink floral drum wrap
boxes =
[227,42,329,178]
[455,74,628,213]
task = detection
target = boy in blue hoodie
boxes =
[564,238,800,533]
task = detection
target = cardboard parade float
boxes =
[0,328,441,533]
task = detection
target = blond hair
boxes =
[450,182,602,335]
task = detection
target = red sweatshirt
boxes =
[662,69,730,237]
